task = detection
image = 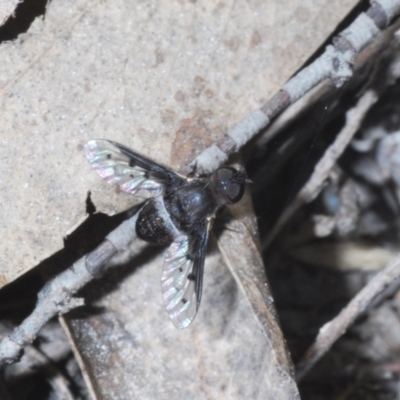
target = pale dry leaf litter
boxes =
[0,0,356,287]
[0,3,388,398]
[0,0,19,26]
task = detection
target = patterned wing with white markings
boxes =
[161,226,209,329]
[84,140,185,198]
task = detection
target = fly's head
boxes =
[211,167,246,206]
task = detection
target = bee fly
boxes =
[84,140,245,329]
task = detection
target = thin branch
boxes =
[263,90,378,249]
[183,0,400,175]
[0,214,138,368]
[296,252,400,381]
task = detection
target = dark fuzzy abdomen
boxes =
[136,199,176,245]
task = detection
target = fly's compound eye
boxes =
[214,167,245,204]
[225,182,241,202]
[217,168,234,182]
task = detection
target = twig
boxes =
[296,252,400,381]
[263,90,378,249]
[0,214,139,368]
[182,0,400,175]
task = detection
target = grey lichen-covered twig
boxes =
[183,0,400,175]
[296,252,400,381]
[0,215,138,368]
[1,0,400,369]
[263,90,378,249]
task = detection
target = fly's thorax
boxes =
[136,197,180,245]
[164,180,218,233]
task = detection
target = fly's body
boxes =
[85,139,245,328]
[136,179,217,245]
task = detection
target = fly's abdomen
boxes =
[136,198,177,245]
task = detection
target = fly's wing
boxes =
[84,139,185,198]
[161,225,209,329]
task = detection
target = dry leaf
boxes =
[0,0,19,25]
[0,0,357,287]
[0,0,358,398]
